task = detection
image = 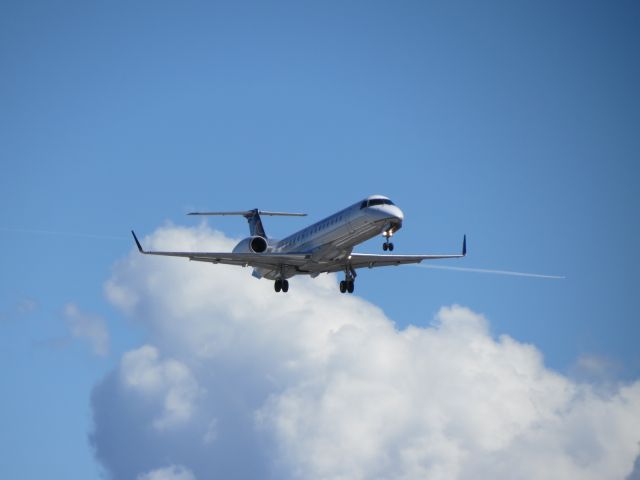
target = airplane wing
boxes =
[131,231,310,269]
[319,236,466,273]
[348,252,465,269]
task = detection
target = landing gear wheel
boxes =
[347,280,354,293]
[383,243,388,251]
[388,242,394,251]
[274,279,282,292]
[282,280,289,292]
[339,281,347,293]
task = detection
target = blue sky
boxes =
[1,1,639,479]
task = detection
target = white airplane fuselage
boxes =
[249,195,404,280]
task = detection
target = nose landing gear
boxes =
[382,225,399,252]
[382,228,395,251]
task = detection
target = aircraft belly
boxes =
[257,265,298,280]
[250,215,388,280]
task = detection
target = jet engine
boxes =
[232,236,269,254]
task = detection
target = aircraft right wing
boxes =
[131,231,310,269]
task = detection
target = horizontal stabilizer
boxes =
[188,210,306,217]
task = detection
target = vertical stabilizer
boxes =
[245,209,266,237]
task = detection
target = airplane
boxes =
[131,194,466,294]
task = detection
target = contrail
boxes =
[415,264,565,279]
[0,227,127,241]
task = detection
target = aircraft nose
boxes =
[368,203,404,224]
[390,205,404,222]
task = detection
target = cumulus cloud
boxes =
[569,353,622,386]
[121,345,202,430]
[91,225,640,480]
[64,303,109,356]
[137,465,196,480]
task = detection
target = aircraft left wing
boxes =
[348,252,463,269]
[318,235,467,273]
[131,231,309,269]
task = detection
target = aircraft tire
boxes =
[388,243,394,251]
[274,279,282,292]
[339,281,347,293]
[347,281,354,294]
[282,280,289,292]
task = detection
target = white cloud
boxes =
[120,345,202,430]
[202,418,218,445]
[137,465,196,480]
[64,303,109,356]
[91,225,640,480]
[569,354,622,386]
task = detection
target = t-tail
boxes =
[187,209,306,237]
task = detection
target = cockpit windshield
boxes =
[360,198,394,209]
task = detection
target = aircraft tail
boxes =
[187,209,306,237]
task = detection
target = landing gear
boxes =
[339,265,356,294]
[339,280,355,294]
[382,229,395,251]
[274,279,289,293]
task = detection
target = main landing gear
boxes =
[274,279,289,293]
[339,265,356,294]
[339,279,355,294]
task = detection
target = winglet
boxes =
[131,230,144,253]
[462,234,467,256]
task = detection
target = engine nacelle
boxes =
[232,236,269,254]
